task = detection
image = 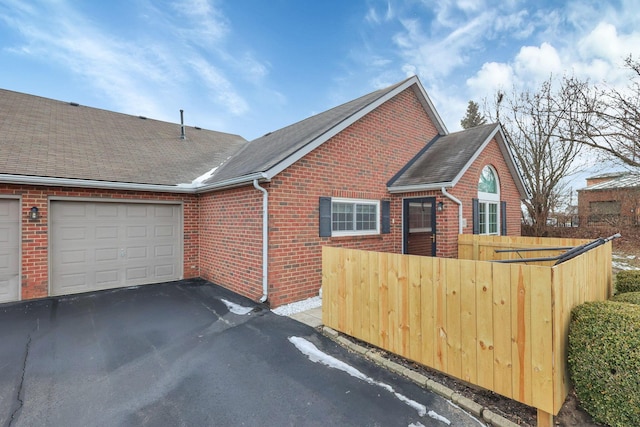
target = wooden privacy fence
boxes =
[322,235,612,423]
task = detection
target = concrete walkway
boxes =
[287,306,322,328]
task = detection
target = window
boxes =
[476,166,500,235]
[331,198,380,236]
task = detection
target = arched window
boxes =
[477,166,500,235]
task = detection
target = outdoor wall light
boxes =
[29,206,39,220]
[437,201,444,212]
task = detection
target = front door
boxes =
[403,197,436,256]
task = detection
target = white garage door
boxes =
[0,199,20,303]
[50,201,182,296]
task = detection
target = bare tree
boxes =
[489,76,593,236]
[576,56,640,168]
[460,100,487,129]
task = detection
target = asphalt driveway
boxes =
[0,279,481,426]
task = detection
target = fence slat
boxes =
[434,257,447,373]
[531,265,553,413]
[492,261,513,398]
[445,258,462,379]
[421,256,435,367]
[511,264,532,405]
[408,256,423,363]
[475,261,494,390]
[460,259,477,384]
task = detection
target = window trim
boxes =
[331,197,380,237]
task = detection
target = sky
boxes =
[0,1,638,173]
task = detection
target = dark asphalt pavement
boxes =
[0,279,481,426]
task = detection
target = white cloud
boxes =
[393,11,494,82]
[513,42,563,83]
[467,62,514,95]
[189,57,248,115]
[170,0,229,44]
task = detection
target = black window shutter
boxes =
[319,197,332,237]
[381,200,391,234]
[501,201,507,236]
[472,198,479,235]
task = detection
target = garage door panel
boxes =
[155,245,174,257]
[96,226,118,239]
[0,200,19,303]
[127,246,148,259]
[95,248,119,262]
[155,264,176,277]
[154,225,175,237]
[95,204,118,217]
[95,270,120,286]
[60,249,86,265]
[125,205,148,217]
[58,272,88,289]
[59,226,88,241]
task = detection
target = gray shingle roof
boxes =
[0,89,247,186]
[205,77,422,184]
[388,123,500,188]
[580,173,640,191]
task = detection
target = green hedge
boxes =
[615,270,640,294]
[568,301,640,427]
[611,291,640,305]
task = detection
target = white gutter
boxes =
[0,174,193,193]
[441,187,463,235]
[0,172,271,194]
[195,172,271,193]
[253,178,269,303]
[388,182,453,194]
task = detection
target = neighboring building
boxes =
[0,76,528,306]
[577,172,640,227]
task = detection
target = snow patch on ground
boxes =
[613,261,640,271]
[612,253,640,271]
[220,298,254,315]
[288,336,428,417]
[428,410,451,425]
[272,296,321,316]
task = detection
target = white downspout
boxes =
[441,187,463,235]
[253,179,269,303]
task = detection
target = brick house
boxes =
[0,76,528,306]
[577,172,640,227]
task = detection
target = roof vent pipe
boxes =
[180,109,186,140]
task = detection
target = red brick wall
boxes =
[198,186,265,301]
[0,184,199,300]
[577,187,640,225]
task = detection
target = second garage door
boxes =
[51,201,182,296]
[0,199,20,303]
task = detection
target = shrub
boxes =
[568,301,640,427]
[611,291,640,305]
[615,270,640,294]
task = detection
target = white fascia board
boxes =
[264,76,440,179]
[387,182,453,194]
[411,77,449,135]
[494,127,531,199]
[193,172,269,193]
[0,174,194,193]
